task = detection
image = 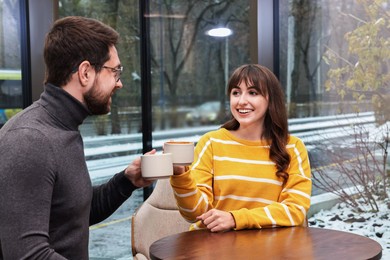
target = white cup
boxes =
[163,141,194,166]
[141,153,173,180]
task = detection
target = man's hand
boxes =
[196,209,236,232]
[124,149,156,187]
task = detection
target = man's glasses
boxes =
[102,65,123,82]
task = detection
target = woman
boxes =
[171,64,311,232]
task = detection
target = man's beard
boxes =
[84,85,112,115]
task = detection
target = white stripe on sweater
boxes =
[215,194,274,204]
[192,139,212,169]
[293,146,306,177]
[282,203,295,226]
[215,175,283,186]
[282,188,311,200]
[178,194,204,213]
[292,203,307,223]
[213,156,275,165]
[264,207,277,226]
[196,183,213,191]
[210,137,270,148]
[174,189,197,198]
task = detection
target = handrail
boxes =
[86,112,376,181]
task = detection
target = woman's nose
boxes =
[238,94,248,104]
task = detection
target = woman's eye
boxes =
[231,91,240,96]
[249,91,258,96]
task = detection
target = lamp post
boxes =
[206,27,232,122]
[206,27,233,89]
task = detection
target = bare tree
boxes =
[290,0,324,108]
[312,123,389,212]
[1,0,20,68]
[148,0,250,128]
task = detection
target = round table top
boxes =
[149,227,382,260]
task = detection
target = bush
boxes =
[311,120,389,213]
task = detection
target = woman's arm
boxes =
[170,134,215,222]
[230,138,312,230]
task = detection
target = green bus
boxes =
[0,69,21,80]
[0,69,22,127]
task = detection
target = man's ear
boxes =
[77,61,95,87]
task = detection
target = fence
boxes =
[84,111,376,183]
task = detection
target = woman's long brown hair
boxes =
[221,64,290,181]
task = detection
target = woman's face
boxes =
[230,80,269,129]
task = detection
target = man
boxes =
[0,16,154,259]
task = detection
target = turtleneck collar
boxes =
[38,84,92,131]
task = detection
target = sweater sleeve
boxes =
[89,170,138,225]
[0,129,67,259]
[231,138,312,229]
[170,133,215,223]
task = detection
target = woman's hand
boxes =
[173,165,187,175]
[196,209,236,232]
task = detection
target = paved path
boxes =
[89,189,143,259]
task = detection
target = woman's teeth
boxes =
[238,109,251,114]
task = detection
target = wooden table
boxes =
[149,227,382,260]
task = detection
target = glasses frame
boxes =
[101,65,123,82]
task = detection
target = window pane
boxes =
[278,0,389,235]
[58,0,251,258]
[59,0,142,138]
[58,0,143,258]
[149,0,251,131]
[0,0,23,127]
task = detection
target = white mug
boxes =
[141,153,173,180]
[163,141,194,166]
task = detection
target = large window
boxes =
[0,0,23,127]
[278,0,389,235]
[59,0,252,195]
[278,0,382,118]
[148,1,250,131]
[278,0,388,183]
[58,0,143,137]
[4,0,386,258]
[61,0,252,138]
[58,0,252,258]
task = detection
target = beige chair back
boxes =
[131,179,190,259]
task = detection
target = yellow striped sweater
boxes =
[170,128,312,230]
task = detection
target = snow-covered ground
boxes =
[308,189,390,259]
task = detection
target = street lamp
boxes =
[206,27,233,88]
[206,27,233,122]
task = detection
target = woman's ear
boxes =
[77,61,95,87]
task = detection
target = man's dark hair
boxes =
[44,16,119,87]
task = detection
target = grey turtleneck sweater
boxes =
[0,84,137,259]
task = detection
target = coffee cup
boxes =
[163,141,194,166]
[141,153,173,180]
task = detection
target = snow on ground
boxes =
[308,189,390,259]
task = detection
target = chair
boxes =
[131,178,190,260]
